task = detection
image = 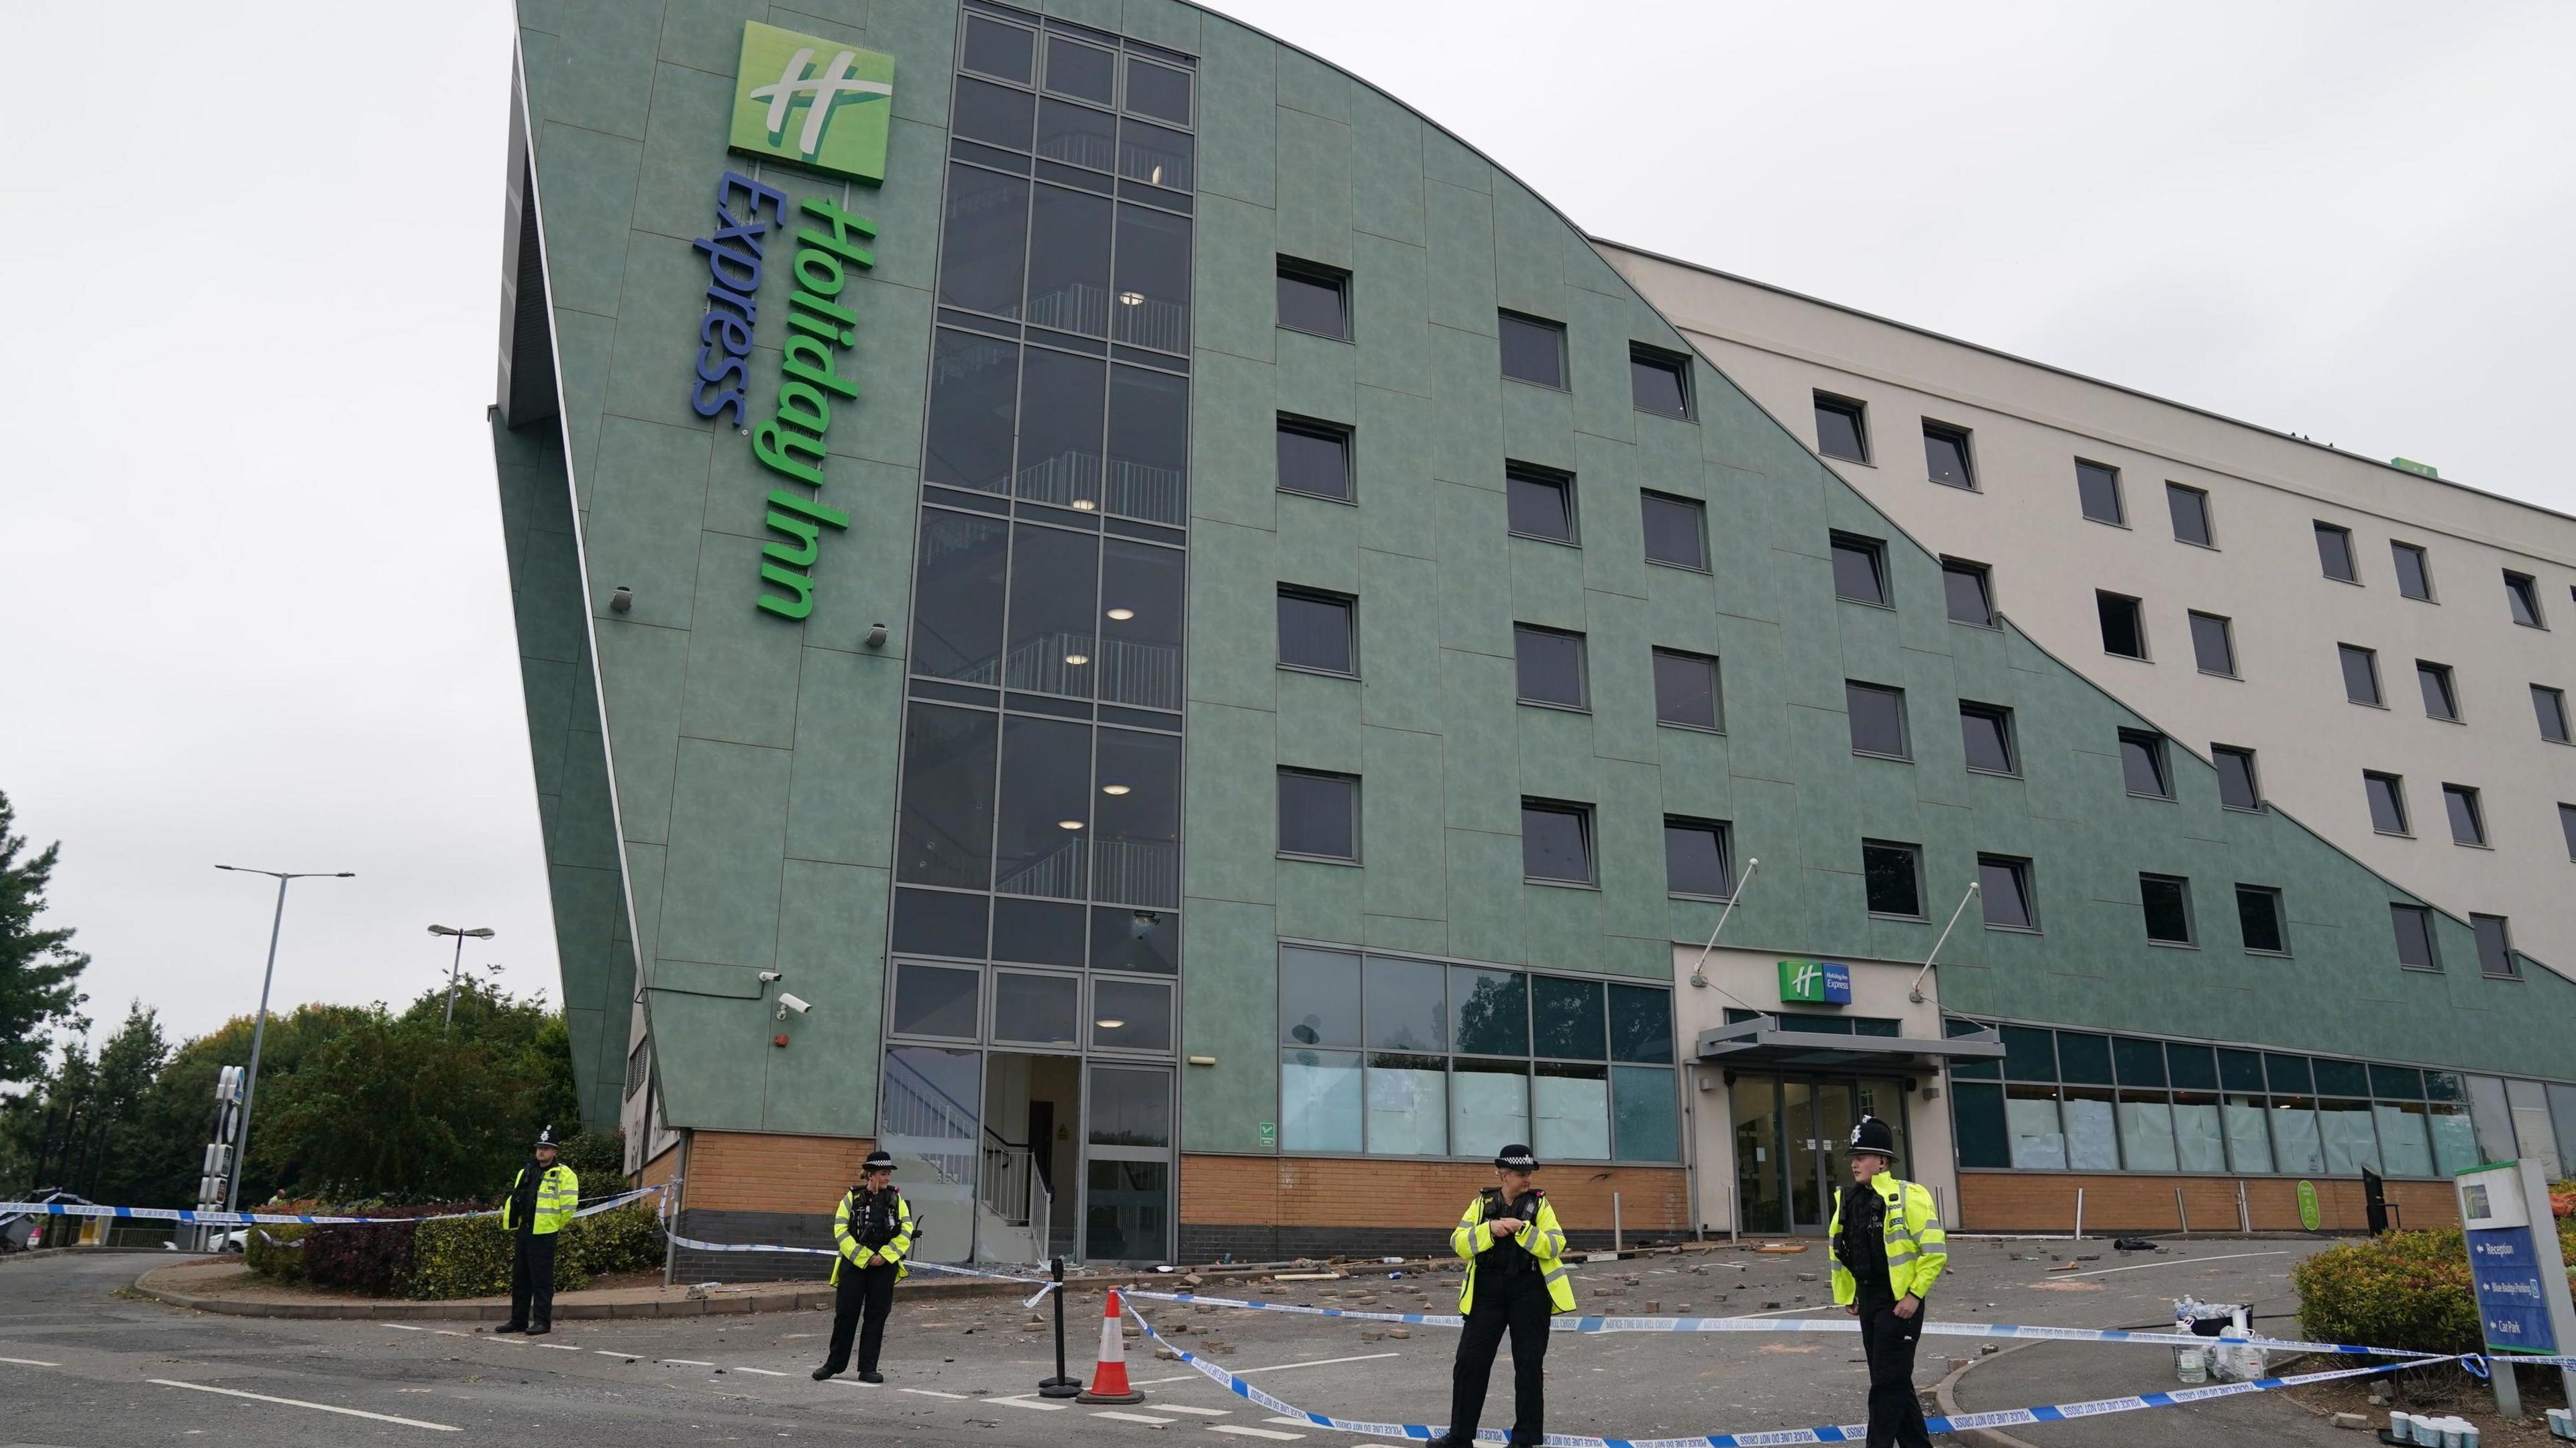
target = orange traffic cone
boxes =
[1075,1288,1146,1404]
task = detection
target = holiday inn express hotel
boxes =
[492,0,2576,1268]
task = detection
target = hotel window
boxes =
[2504,571,2546,628]
[1845,681,1910,760]
[1630,345,1692,419]
[2140,874,2196,946]
[1664,818,1733,899]
[1513,624,1589,710]
[2213,745,2261,811]
[1278,948,1678,1162]
[2392,903,2440,970]
[1863,840,1925,918]
[2472,914,2519,979]
[2339,644,2383,706]
[1277,415,1352,501]
[2534,685,2572,744]
[2098,592,2147,659]
[2315,522,2359,583]
[2189,611,2237,677]
[1831,533,1890,607]
[2237,886,2288,955]
[1499,311,1567,389]
[1978,854,2037,931]
[1276,257,1350,339]
[1813,393,1869,462]
[1639,491,1708,571]
[1521,800,1596,885]
[1943,559,1996,626]
[2076,460,2124,524]
[2166,483,2214,547]
[2364,772,2411,835]
[2560,802,2576,860]
[2119,729,2172,799]
[1277,588,1356,675]
[2443,784,2487,847]
[1652,649,1721,731]
[2417,661,2460,721]
[1506,464,1578,544]
[1960,702,2017,776]
[2392,542,2434,601]
[1922,422,1975,489]
[1277,769,1358,860]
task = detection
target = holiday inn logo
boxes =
[729,21,896,184]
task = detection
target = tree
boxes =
[0,790,90,1082]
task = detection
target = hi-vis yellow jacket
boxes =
[831,1188,916,1284]
[1827,1171,1947,1306]
[1448,1189,1576,1315]
[500,1164,580,1235]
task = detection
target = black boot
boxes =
[494,1323,525,1334]
[811,1365,837,1381]
[526,1323,550,1336]
[859,1371,884,1384]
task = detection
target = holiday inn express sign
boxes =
[684,23,896,620]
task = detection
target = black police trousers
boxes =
[822,1262,899,1375]
[1446,1268,1551,1446]
[1857,1296,1933,1448]
[506,1231,557,1330]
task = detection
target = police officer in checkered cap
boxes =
[1429,1144,1575,1447]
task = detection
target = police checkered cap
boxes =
[861,1150,898,1172]
[1493,1144,1539,1170]
[1848,1115,1899,1158]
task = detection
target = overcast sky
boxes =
[3,1,2569,1064]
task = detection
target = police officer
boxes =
[495,1125,579,1336]
[1430,1144,1574,1448]
[1829,1115,1947,1448]
[813,1150,915,1383]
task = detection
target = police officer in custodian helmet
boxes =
[1428,1144,1575,1448]
[1829,1115,1949,1448]
[812,1150,916,1382]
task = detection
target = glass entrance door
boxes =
[1729,1074,1910,1234]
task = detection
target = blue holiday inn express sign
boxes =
[1778,959,1852,1005]
[682,23,897,621]
[2455,1160,2569,1358]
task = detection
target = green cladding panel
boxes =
[503,0,2573,1154]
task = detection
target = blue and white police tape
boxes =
[1122,1298,2461,1447]
[1117,1288,2436,1361]
[246,1186,670,1245]
[655,1222,1061,1306]
[0,1184,667,1230]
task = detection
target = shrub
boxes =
[407,1201,664,1300]
[244,1222,309,1282]
[2296,1219,2576,1357]
[301,1203,477,1296]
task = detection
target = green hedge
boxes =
[406,1201,664,1300]
[244,1223,309,1283]
[2294,1218,2576,1357]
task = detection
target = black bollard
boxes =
[1038,1255,1082,1397]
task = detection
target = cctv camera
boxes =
[757,970,783,983]
[775,993,812,1021]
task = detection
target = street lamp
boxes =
[213,865,354,1217]
[427,924,497,1037]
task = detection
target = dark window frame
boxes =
[1498,309,1568,390]
[2097,590,2148,659]
[1959,701,2019,777]
[1921,421,1976,490]
[2535,684,2573,745]
[1276,767,1360,862]
[2213,744,2261,812]
[2235,884,2290,957]
[2188,610,2237,677]
[1639,490,1709,572]
[1830,531,1892,609]
[2471,913,2520,980]
[2139,873,2197,948]
[1629,343,1693,420]
[1275,413,1354,503]
[1813,392,1870,463]
[1512,622,1591,712]
[2075,459,2125,525]
[2416,660,2461,722]
[2315,522,2361,584]
[1650,647,1723,732]
[2391,902,2440,972]
[2165,482,2216,548]
[1845,680,1912,761]
[2118,729,2174,800]
[2442,783,2487,848]
[1943,557,1997,628]
[2391,541,2435,602]
[1504,462,1579,546]
[1520,797,1597,886]
[2363,771,2412,836]
[1978,854,2040,932]
[2558,801,2576,861]
[1862,839,1927,920]
[1275,586,1357,677]
[2339,643,2384,707]
[1663,816,1734,900]
[1275,256,1351,341]
[2504,571,2547,629]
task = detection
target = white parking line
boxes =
[378,1323,425,1331]
[989,1395,1070,1410]
[1233,1352,1399,1377]
[1265,1416,1312,1425]
[736,1366,790,1376]
[0,1357,62,1367]
[594,1349,641,1358]
[1206,1427,1303,1441]
[661,1359,714,1367]
[149,1380,460,1433]
[1155,1405,1232,1416]
[2044,1249,2290,1280]
[900,1388,967,1399]
[538,1343,581,1351]
[1093,1410,1176,1424]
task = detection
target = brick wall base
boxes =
[1957,1172,2460,1234]
[1176,1154,1689,1263]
